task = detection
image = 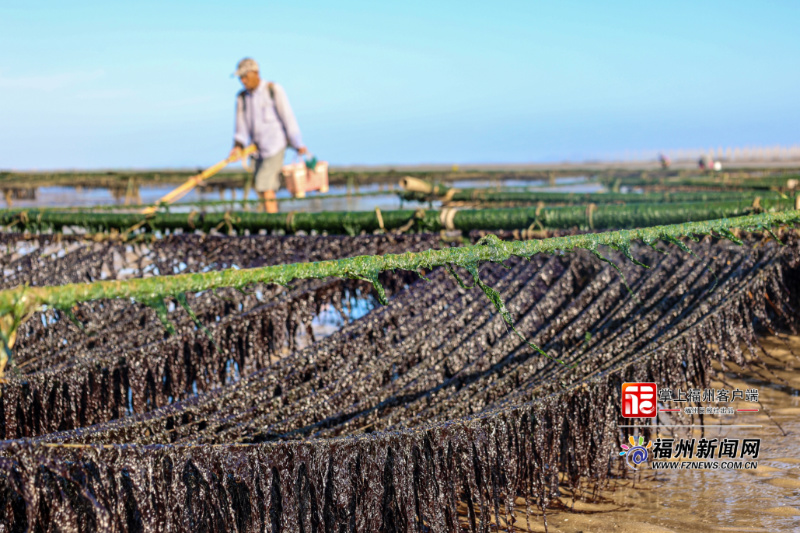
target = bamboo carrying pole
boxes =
[141,145,257,214]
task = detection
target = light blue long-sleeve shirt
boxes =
[234,80,303,159]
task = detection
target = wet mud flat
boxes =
[458,335,800,532]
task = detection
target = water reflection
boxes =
[2,175,596,212]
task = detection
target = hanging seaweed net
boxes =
[0,229,799,532]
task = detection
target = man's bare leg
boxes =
[259,190,278,213]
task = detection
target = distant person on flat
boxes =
[229,57,307,213]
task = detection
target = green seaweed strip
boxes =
[0,210,797,376]
[348,270,387,304]
[614,241,650,269]
[463,260,570,367]
[585,245,638,301]
[762,226,785,245]
[717,228,744,246]
[175,293,218,350]
[60,307,85,332]
[444,263,475,289]
[140,297,176,335]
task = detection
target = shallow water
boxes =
[1,176,597,212]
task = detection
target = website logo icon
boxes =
[622,382,657,418]
[620,435,652,469]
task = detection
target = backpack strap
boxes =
[268,82,288,142]
[237,89,247,114]
[239,83,276,113]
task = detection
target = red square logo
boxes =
[622,382,657,418]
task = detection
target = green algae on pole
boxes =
[399,189,785,205]
[0,198,795,234]
[1,210,798,376]
[599,174,800,191]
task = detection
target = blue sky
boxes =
[1,1,798,169]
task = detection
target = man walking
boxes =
[229,57,307,213]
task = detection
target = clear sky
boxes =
[1,1,798,169]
